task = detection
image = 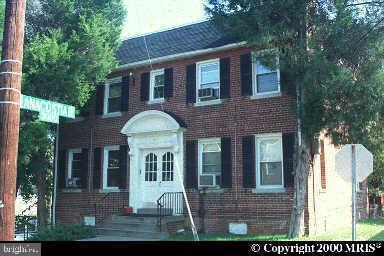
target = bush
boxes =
[28,223,96,241]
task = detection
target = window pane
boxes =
[203,143,220,152]
[257,73,278,93]
[72,153,81,161]
[154,74,164,86]
[108,150,120,168]
[259,138,281,162]
[72,160,81,170]
[202,152,221,174]
[162,152,174,181]
[256,56,277,74]
[260,162,282,185]
[154,86,164,99]
[107,168,120,187]
[145,153,157,182]
[108,97,121,113]
[109,83,122,98]
[201,63,219,86]
[200,175,213,186]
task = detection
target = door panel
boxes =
[141,150,180,208]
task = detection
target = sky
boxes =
[121,0,208,39]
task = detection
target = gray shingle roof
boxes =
[116,20,239,66]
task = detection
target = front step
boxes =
[96,214,184,241]
[137,208,173,216]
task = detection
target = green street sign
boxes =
[20,94,76,124]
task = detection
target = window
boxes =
[103,146,120,189]
[68,149,82,187]
[256,134,283,188]
[162,152,174,181]
[196,59,220,102]
[150,70,165,101]
[104,78,122,114]
[145,153,157,182]
[253,55,280,95]
[198,139,221,187]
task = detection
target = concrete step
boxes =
[137,208,173,215]
[96,227,168,240]
[102,222,160,232]
[108,215,159,225]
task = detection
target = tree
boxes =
[16,0,126,227]
[206,0,384,237]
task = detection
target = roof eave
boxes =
[113,41,248,72]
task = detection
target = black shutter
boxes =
[240,53,252,96]
[93,148,102,190]
[140,72,150,102]
[221,137,232,188]
[220,58,230,99]
[283,133,295,188]
[164,68,173,98]
[119,145,128,189]
[80,149,89,189]
[186,140,198,189]
[95,84,105,115]
[242,136,255,188]
[121,76,130,111]
[186,64,196,104]
[280,70,296,96]
[58,150,67,189]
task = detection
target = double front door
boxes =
[140,149,179,207]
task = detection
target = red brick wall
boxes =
[56,46,297,234]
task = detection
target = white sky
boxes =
[121,0,208,38]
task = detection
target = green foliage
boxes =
[17,0,126,223]
[206,0,384,189]
[28,223,96,241]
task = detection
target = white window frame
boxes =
[103,145,120,190]
[252,53,280,97]
[196,59,220,103]
[68,148,82,179]
[103,77,122,115]
[255,133,284,189]
[198,138,222,188]
[149,69,165,103]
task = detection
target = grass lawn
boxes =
[168,218,384,241]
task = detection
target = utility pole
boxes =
[0,0,27,241]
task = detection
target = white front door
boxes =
[140,149,179,207]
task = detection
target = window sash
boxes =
[253,54,280,95]
[150,70,165,101]
[104,78,122,114]
[103,146,120,189]
[256,134,284,188]
[198,139,222,187]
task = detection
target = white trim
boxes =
[255,133,284,189]
[68,149,82,180]
[149,69,165,102]
[103,145,120,190]
[252,53,280,96]
[198,138,221,188]
[114,42,247,71]
[194,99,222,107]
[196,58,220,103]
[103,77,122,116]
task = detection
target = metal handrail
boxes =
[94,192,123,225]
[156,192,184,231]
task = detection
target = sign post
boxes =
[351,145,356,241]
[336,144,373,241]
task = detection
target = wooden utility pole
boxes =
[0,0,26,241]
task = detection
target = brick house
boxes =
[54,20,368,236]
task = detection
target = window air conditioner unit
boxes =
[67,177,81,188]
[198,88,219,101]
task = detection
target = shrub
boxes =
[28,222,96,241]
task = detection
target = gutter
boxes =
[113,41,248,72]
